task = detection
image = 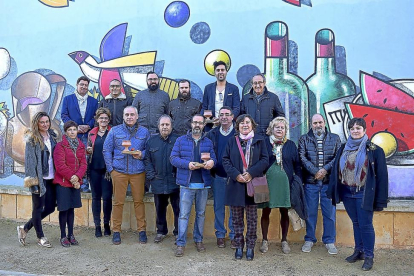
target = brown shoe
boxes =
[195,242,206,252]
[175,246,185,257]
[217,238,226,248]
[231,239,237,249]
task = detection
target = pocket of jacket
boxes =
[115,134,127,147]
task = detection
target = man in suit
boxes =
[61,76,98,192]
[201,61,240,131]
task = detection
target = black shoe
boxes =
[246,248,254,261]
[346,250,365,263]
[235,248,243,260]
[104,224,111,237]
[95,226,102,238]
[362,257,374,271]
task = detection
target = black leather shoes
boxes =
[362,257,374,271]
[235,248,243,260]
[346,250,365,263]
[246,248,254,261]
[104,223,111,236]
[95,226,102,238]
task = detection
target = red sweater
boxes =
[53,136,87,187]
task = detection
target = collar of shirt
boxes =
[220,124,233,136]
[75,91,88,103]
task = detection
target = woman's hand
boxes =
[242,172,252,182]
[86,146,93,154]
[236,174,247,183]
[70,175,79,184]
[72,181,80,189]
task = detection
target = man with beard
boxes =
[201,61,240,131]
[132,72,170,135]
[170,114,216,257]
[144,115,180,243]
[103,106,150,245]
[298,113,342,255]
[169,80,201,135]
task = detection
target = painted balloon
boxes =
[237,64,261,87]
[164,1,190,28]
[204,50,231,76]
[190,22,210,44]
[371,132,398,158]
[0,48,11,80]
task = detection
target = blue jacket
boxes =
[103,123,150,174]
[201,82,240,118]
[170,132,217,187]
[61,93,98,139]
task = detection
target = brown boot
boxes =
[195,242,206,252]
[175,246,185,257]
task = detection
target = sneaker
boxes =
[38,237,52,248]
[230,239,237,249]
[259,240,269,253]
[175,246,185,257]
[281,241,291,254]
[195,242,206,252]
[154,233,166,243]
[60,237,71,247]
[17,225,27,246]
[139,231,147,244]
[217,238,226,248]
[112,232,121,245]
[302,241,314,253]
[325,243,338,255]
[104,223,111,237]
[68,235,79,245]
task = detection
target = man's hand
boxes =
[315,168,327,180]
[78,125,90,134]
[203,160,214,170]
[189,162,198,170]
[236,174,248,183]
[132,150,142,160]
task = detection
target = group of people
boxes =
[17,61,388,272]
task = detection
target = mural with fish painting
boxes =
[0,0,413,198]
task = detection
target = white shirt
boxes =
[214,88,224,118]
[75,91,88,121]
[43,135,54,180]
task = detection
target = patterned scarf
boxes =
[340,134,368,187]
[66,135,79,151]
[239,130,254,171]
[269,135,286,168]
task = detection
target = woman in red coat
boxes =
[53,120,87,247]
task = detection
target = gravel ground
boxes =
[0,218,413,276]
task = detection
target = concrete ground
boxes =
[0,218,413,276]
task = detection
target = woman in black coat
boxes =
[223,114,269,261]
[327,117,388,271]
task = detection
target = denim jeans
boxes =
[176,187,208,247]
[342,185,375,258]
[304,183,336,244]
[212,177,234,239]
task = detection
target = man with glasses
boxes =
[240,74,285,135]
[132,72,170,135]
[206,106,235,249]
[170,114,216,257]
[99,79,133,126]
[169,80,201,135]
[201,61,240,131]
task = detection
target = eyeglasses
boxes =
[219,113,232,117]
[147,78,159,82]
[252,81,264,86]
[110,85,121,88]
[99,117,109,121]
[192,121,204,125]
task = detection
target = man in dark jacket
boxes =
[298,114,342,255]
[240,74,285,135]
[201,61,240,131]
[170,115,217,257]
[206,106,235,249]
[145,115,179,243]
[132,71,170,135]
[169,80,201,135]
[99,79,133,126]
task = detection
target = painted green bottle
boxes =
[306,28,356,124]
[264,21,309,142]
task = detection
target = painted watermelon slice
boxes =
[360,71,414,114]
[345,103,414,155]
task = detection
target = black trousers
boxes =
[154,191,180,236]
[89,168,113,226]
[24,179,56,238]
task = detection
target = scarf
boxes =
[74,90,88,104]
[66,135,79,151]
[269,135,286,168]
[239,130,254,171]
[340,134,368,187]
[125,123,139,139]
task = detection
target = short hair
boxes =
[178,79,191,88]
[266,117,289,136]
[235,114,257,132]
[219,106,233,115]
[63,120,78,132]
[192,114,205,123]
[109,79,121,84]
[77,76,90,85]
[252,73,266,83]
[94,107,112,121]
[213,61,227,71]
[348,117,366,130]
[123,106,138,115]
[311,113,326,124]
[157,114,172,126]
[146,71,158,79]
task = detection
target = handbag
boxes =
[288,209,305,231]
[235,136,269,203]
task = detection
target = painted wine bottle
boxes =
[264,21,309,142]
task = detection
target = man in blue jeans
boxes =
[298,114,342,255]
[170,114,217,257]
[206,106,235,248]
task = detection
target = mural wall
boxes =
[0,0,413,198]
